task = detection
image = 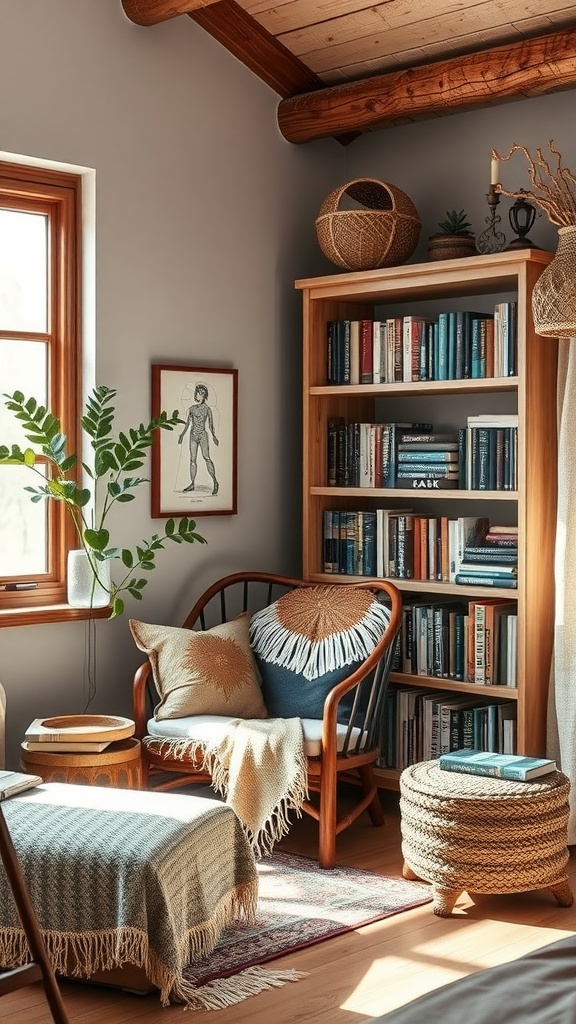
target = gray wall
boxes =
[1,0,574,769]
[343,93,576,258]
[0,0,342,766]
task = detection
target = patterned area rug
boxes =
[182,849,432,1009]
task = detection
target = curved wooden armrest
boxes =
[132,660,153,739]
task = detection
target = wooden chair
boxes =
[133,571,402,868]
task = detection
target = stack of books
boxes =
[396,431,459,490]
[23,715,134,753]
[456,521,518,589]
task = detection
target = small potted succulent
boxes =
[428,209,477,261]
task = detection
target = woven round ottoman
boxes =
[399,760,573,916]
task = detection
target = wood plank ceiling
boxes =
[121,0,576,144]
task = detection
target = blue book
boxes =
[455,573,518,589]
[438,749,556,781]
[437,313,449,381]
[398,451,458,463]
[361,511,377,576]
[447,311,457,380]
[471,318,483,378]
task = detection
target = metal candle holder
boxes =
[477,185,507,254]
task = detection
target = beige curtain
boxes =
[0,683,5,769]
[547,338,576,844]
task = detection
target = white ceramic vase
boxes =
[67,548,111,609]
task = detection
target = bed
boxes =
[365,935,576,1024]
[0,782,258,1007]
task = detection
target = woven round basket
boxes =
[315,178,421,271]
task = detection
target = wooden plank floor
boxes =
[2,788,575,1023]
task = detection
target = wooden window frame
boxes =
[0,162,106,626]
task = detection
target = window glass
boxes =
[0,161,81,617]
[0,464,48,575]
[0,209,48,333]
[0,339,48,447]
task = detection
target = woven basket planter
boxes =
[532,225,576,337]
[427,233,477,261]
[315,178,421,272]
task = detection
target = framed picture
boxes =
[151,364,238,517]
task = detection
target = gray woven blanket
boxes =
[0,783,258,1006]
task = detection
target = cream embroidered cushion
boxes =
[129,613,268,721]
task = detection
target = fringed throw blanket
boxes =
[146,717,309,857]
[0,783,258,1008]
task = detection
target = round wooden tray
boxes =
[30,714,135,743]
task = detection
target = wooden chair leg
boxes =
[0,808,70,1024]
[359,765,385,826]
[318,771,338,870]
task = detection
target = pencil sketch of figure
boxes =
[178,383,219,495]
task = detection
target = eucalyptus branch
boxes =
[0,386,207,618]
[492,140,576,228]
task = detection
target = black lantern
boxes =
[506,192,538,250]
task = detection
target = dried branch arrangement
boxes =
[492,140,576,227]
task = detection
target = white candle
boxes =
[491,157,500,186]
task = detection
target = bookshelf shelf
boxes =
[312,486,518,501]
[307,573,519,599]
[296,250,558,782]
[388,672,518,699]
[310,377,519,397]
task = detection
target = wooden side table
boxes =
[20,737,142,789]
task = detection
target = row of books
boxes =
[458,415,518,491]
[327,419,518,492]
[394,597,518,686]
[326,303,517,386]
[323,511,518,590]
[380,686,517,771]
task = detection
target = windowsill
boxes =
[0,604,112,627]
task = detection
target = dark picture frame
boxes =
[151,364,238,517]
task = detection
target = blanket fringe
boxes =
[0,878,258,1009]
[188,966,309,1011]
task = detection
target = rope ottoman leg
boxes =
[399,760,574,917]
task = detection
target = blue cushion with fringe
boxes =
[249,586,390,722]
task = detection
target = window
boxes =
[0,161,84,624]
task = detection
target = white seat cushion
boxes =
[146,715,364,758]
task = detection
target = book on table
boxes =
[438,749,557,781]
[22,739,114,753]
[0,770,43,801]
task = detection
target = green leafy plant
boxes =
[0,385,207,618]
[436,209,474,236]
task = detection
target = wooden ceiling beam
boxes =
[187,0,323,99]
[121,0,220,27]
[277,28,576,144]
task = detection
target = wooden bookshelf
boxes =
[296,250,558,786]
